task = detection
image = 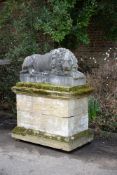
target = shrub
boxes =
[0,61,21,112]
[87,59,117,132]
[88,96,101,121]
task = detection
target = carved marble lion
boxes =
[21,48,79,77]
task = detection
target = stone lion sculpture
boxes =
[21,48,81,78]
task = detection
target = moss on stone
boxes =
[12,126,93,143]
[74,129,93,139]
[12,82,94,98]
[16,82,70,92]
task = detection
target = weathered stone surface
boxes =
[16,94,88,137]
[12,47,94,150]
[20,73,86,86]
[17,94,88,117]
[17,111,88,137]
[12,127,93,151]
[68,97,88,116]
[20,48,86,86]
[12,82,94,99]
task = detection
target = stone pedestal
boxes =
[12,82,94,151]
[20,72,86,87]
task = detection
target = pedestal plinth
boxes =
[12,82,94,151]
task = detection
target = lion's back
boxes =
[33,53,51,72]
[22,53,51,72]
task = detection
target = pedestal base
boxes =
[12,82,94,151]
[12,127,93,151]
[20,73,86,87]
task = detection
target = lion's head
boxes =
[50,48,78,75]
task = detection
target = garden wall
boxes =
[75,22,117,71]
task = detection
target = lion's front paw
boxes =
[71,71,85,79]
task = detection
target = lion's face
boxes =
[50,48,78,75]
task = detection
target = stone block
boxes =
[20,73,86,86]
[12,82,94,151]
[17,94,88,118]
[12,127,93,152]
[17,110,88,137]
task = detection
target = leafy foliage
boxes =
[0,0,116,59]
[35,0,75,42]
[88,96,101,121]
[0,0,53,60]
[35,0,97,45]
[0,0,116,119]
